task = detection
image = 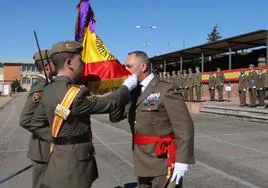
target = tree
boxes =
[207,25,222,43]
[11,79,26,92]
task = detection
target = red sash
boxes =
[133,133,176,178]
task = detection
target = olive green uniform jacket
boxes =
[111,76,195,177]
[30,76,130,188]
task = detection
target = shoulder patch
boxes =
[32,92,41,103]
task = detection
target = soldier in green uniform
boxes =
[30,40,137,188]
[248,64,258,107]
[208,72,216,101]
[215,68,225,101]
[187,68,194,102]
[256,68,265,106]
[263,69,268,100]
[111,51,194,188]
[238,69,248,107]
[182,70,188,101]
[20,50,56,188]
[194,66,202,102]
[177,70,183,90]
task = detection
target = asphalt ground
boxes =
[0,92,268,188]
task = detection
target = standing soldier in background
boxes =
[166,72,171,83]
[263,69,268,100]
[248,64,258,107]
[163,72,167,82]
[177,70,183,90]
[238,69,248,107]
[158,72,163,81]
[20,50,57,188]
[208,71,216,101]
[182,70,188,101]
[187,68,194,102]
[256,68,265,106]
[194,66,202,102]
[215,68,225,101]
[171,70,179,88]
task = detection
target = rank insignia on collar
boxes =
[32,92,41,103]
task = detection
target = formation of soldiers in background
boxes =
[158,66,225,102]
[158,64,268,107]
[238,64,268,107]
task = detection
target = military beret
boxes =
[50,40,83,56]
[33,50,50,62]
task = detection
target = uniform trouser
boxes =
[257,89,265,105]
[195,86,201,101]
[209,89,215,101]
[138,176,183,188]
[188,87,194,101]
[248,88,257,106]
[32,160,49,188]
[216,86,223,100]
[183,88,188,101]
[238,90,246,106]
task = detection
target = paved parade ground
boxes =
[0,93,268,188]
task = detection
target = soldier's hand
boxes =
[170,162,188,185]
[243,89,247,92]
[123,74,137,91]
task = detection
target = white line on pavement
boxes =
[91,117,263,187]
[197,135,268,155]
[93,132,134,168]
[197,161,262,188]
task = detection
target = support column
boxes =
[180,57,183,71]
[266,31,268,66]
[201,52,204,73]
[229,47,232,70]
[164,60,166,73]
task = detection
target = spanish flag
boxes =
[75,0,130,90]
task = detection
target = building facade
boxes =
[0,59,38,92]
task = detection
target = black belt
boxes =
[52,133,91,145]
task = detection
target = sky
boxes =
[0,0,267,63]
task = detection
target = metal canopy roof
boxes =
[150,30,268,63]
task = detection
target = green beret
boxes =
[50,40,83,56]
[33,50,50,61]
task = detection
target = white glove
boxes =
[212,87,214,90]
[243,89,247,92]
[253,86,256,89]
[170,162,188,184]
[123,74,137,91]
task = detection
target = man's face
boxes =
[125,54,146,81]
[71,54,84,80]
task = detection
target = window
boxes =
[28,65,32,72]
[22,65,27,72]
[22,77,26,85]
[32,78,37,84]
[26,78,31,85]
